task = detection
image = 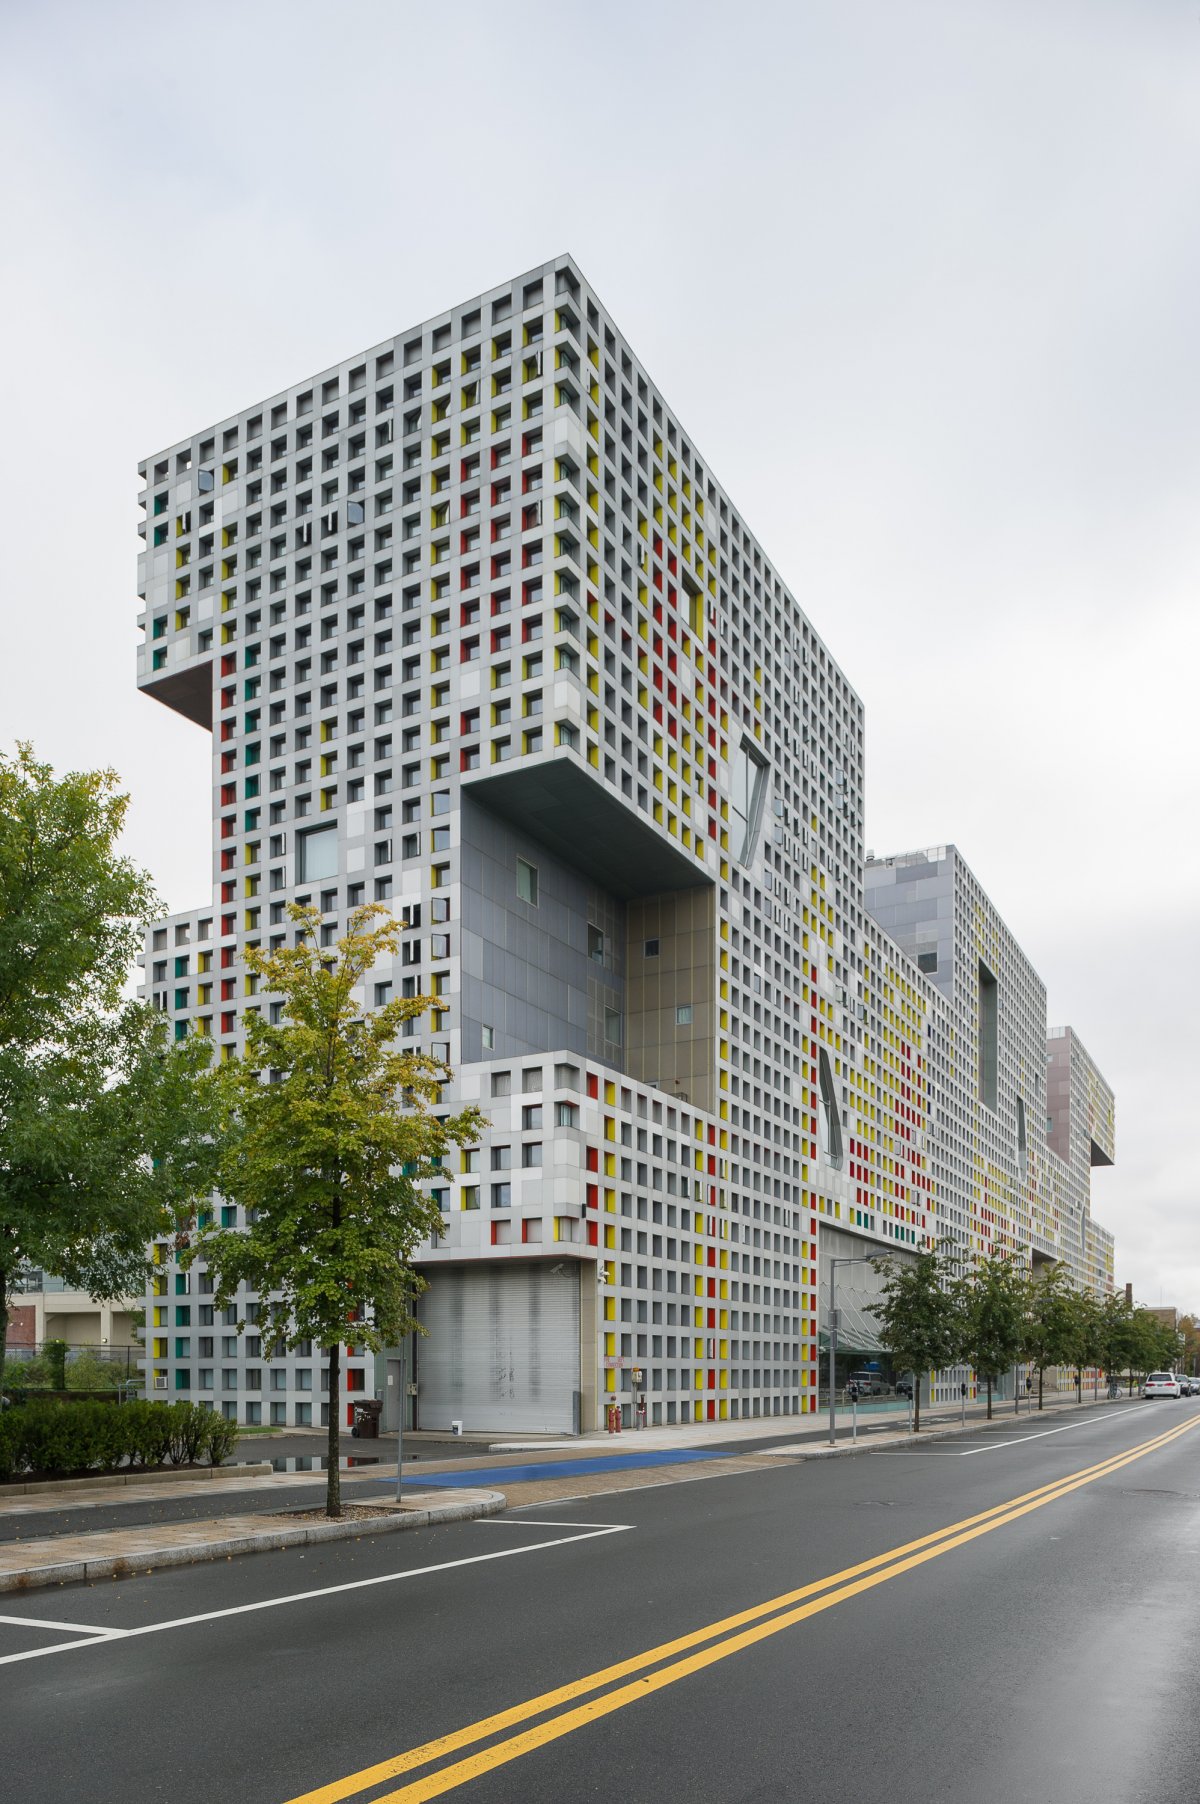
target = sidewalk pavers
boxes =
[0,1488,505,1594]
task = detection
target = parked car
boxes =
[1177,1375,1195,1397]
[847,1370,888,1396]
[1141,1372,1181,1399]
[894,1376,914,1399]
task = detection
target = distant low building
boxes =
[11,1271,139,1351]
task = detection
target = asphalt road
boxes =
[2,1397,1198,1804]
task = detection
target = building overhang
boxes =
[463,753,714,900]
[140,660,213,730]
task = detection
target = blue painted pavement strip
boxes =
[403,1448,737,1487]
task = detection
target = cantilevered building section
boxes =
[135,254,1115,1431]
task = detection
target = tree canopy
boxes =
[0,745,218,1379]
[960,1253,1026,1418]
[185,904,483,1516]
[870,1246,965,1430]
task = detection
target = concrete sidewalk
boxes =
[0,1487,505,1594]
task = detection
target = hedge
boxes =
[0,1400,240,1482]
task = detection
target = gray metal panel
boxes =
[416,1262,579,1433]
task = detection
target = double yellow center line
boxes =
[287,1414,1200,1804]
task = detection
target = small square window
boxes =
[588,925,605,962]
[482,1023,495,1049]
[675,1004,693,1026]
[516,857,538,905]
[644,939,660,958]
[604,1008,623,1046]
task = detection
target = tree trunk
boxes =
[986,1374,993,1420]
[0,1272,9,1390]
[914,1376,921,1434]
[326,1341,342,1519]
[1038,1365,1044,1410]
[1076,1369,1082,1402]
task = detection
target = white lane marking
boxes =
[0,1525,631,1669]
[960,1414,1156,1454]
[475,1518,632,1529]
[873,1409,1159,1459]
[870,1452,976,1458]
[0,1613,128,1636]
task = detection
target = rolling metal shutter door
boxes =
[416,1262,580,1434]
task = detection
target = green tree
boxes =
[1070,1289,1106,1402]
[1122,1308,1178,1391]
[0,745,219,1381]
[961,1253,1027,1420]
[185,904,483,1518]
[1096,1292,1138,1395]
[870,1247,964,1432]
[1022,1264,1081,1409]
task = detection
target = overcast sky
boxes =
[1,0,1196,1309]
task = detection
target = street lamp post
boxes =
[828,1256,875,1448]
[393,1336,406,1506]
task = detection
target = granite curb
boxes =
[0,1488,506,1594]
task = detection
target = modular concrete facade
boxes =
[134,254,1115,1429]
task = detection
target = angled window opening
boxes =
[730,740,768,865]
[818,1047,843,1171]
[978,960,999,1113]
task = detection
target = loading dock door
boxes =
[415,1262,580,1434]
